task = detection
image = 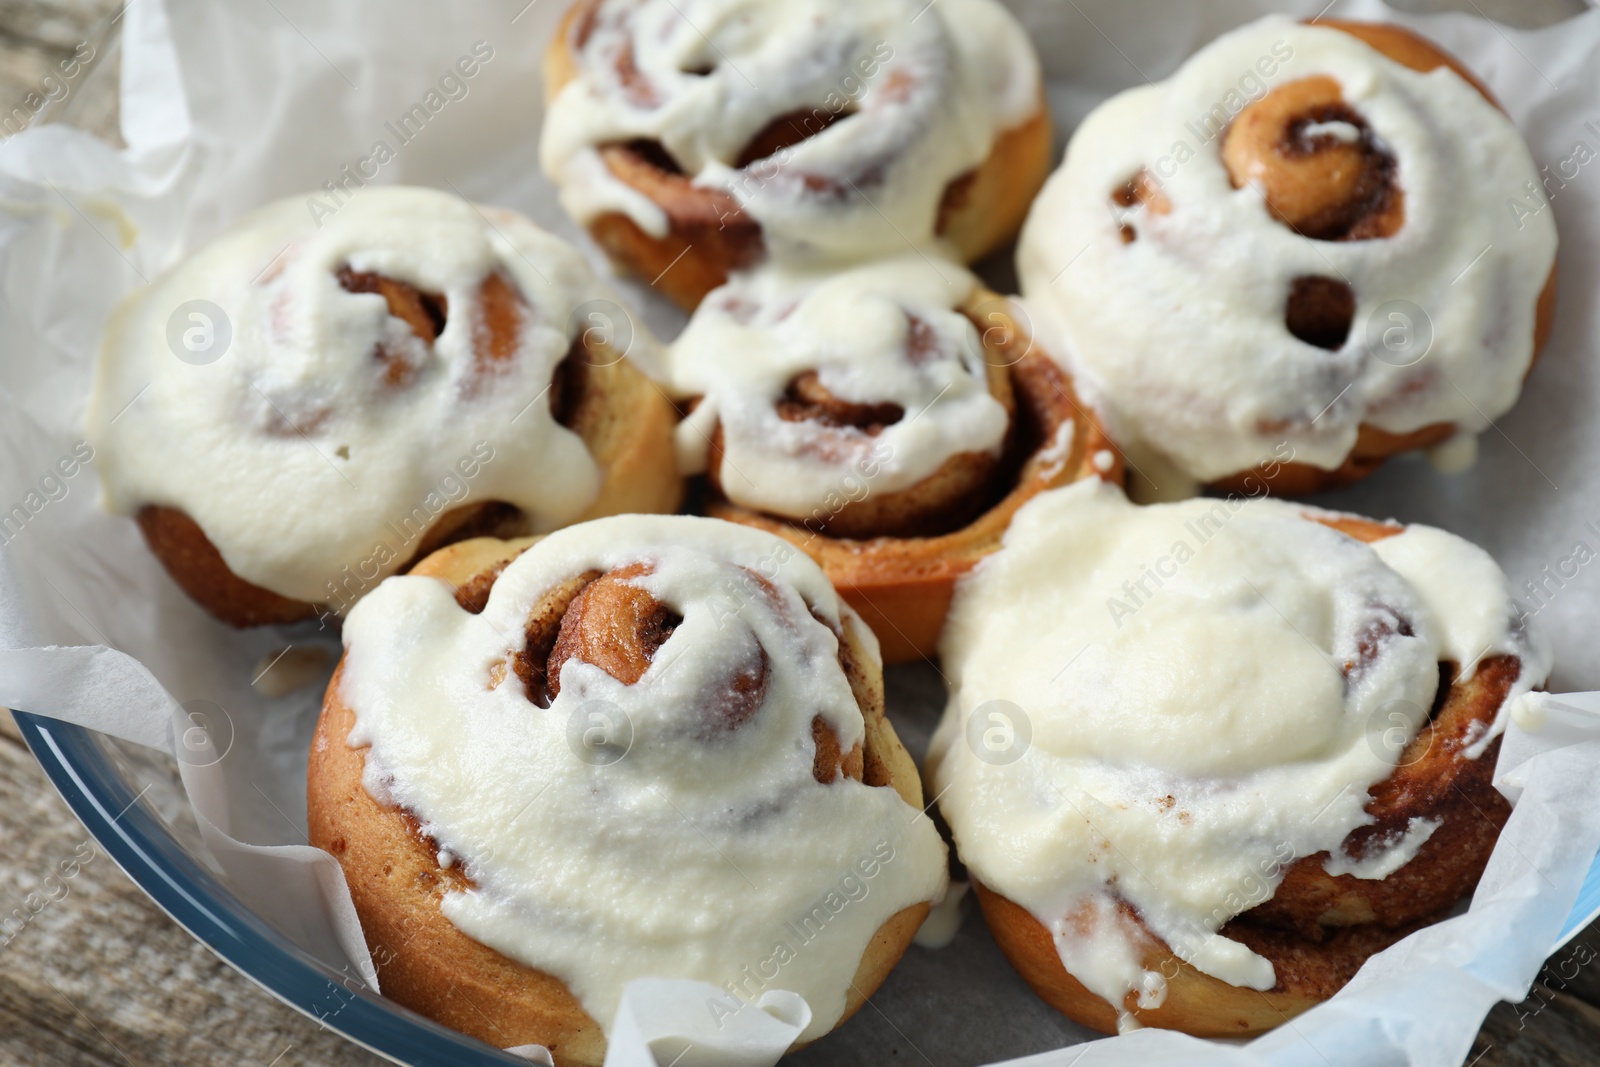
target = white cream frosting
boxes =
[340,514,948,1040]
[540,0,1040,264]
[1018,17,1558,484]
[927,479,1550,1025]
[669,255,1008,520]
[1322,816,1439,881]
[88,186,654,608]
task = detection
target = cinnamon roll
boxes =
[307,515,948,1065]
[541,0,1050,308]
[1018,17,1558,497]
[927,479,1551,1036]
[669,255,1120,663]
[87,186,680,627]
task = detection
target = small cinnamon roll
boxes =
[87,187,680,627]
[928,479,1551,1036]
[669,255,1121,662]
[308,515,948,1065]
[540,0,1051,308]
[1018,18,1558,497]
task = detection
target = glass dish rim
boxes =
[15,710,533,1067]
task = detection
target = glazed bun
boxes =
[540,0,1051,308]
[87,186,679,626]
[1018,17,1557,497]
[929,480,1550,1035]
[668,255,1119,662]
[309,515,948,1065]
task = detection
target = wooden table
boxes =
[0,0,1594,1063]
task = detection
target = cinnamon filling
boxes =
[812,714,864,783]
[1110,167,1171,215]
[453,551,527,615]
[1221,76,1403,241]
[502,558,861,785]
[613,38,659,108]
[734,107,854,169]
[1342,608,1417,679]
[746,308,1023,539]
[777,371,905,434]
[546,562,684,695]
[337,265,448,342]
[337,265,531,387]
[511,572,601,709]
[549,343,590,429]
[619,138,685,176]
[336,265,448,386]
[1285,275,1356,350]
[472,270,526,373]
[614,103,854,182]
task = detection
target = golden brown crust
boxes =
[972,510,1521,1037]
[1204,20,1557,496]
[702,291,1121,663]
[1316,19,1495,98]
[562,346,685,523]
[135,505,322,627]
[936,103,1054,265]
[543,0,1053,310]
[310,667,609,1065]
[134,324,681,628]
[588,144,763,311]
[309,535,930,1066]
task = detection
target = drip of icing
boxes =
[1427,433,1480,474]
[668,255,1008,519]
[1300,119,1363,143]
[341,514,948,1040]
[913,881,971,949]
[1018,17,1558,483]
[541,0,1040,264]
[1323,816,1441,880]
[928,480,1549,1012]
[88,187,642,606]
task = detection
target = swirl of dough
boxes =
[312,515,947,1059]
[1018,17,1558,495]
[88,186,679,624]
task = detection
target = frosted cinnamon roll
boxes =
[87,186,679,627]
[541,0,1050,308]
[669,255,1120,663]
[307,515,947,1065]
[1018,18,1558,497]
[927,479,1551,1036]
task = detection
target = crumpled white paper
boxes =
[1,1,1599,1065]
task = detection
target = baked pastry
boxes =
[308,514,948,1065]
[1017,17,1558,497]
[668,255,1121,663]
[87,186,679,627]
[927,479,1551,1036]
[540,0,1051,308]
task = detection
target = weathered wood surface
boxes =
[0,0,1593,1064]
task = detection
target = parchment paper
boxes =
[1,1,1599,1066]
